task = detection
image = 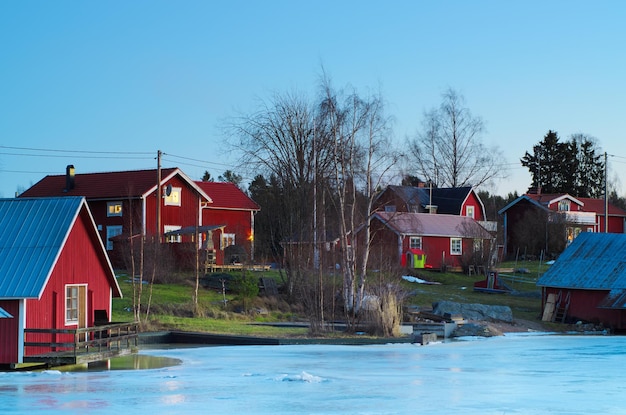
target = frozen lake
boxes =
[1,333,625,414]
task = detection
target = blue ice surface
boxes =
[1,333,625,414]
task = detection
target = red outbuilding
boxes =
[0,197,122,366]
[537,232,626,330]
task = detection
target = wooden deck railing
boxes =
[24,322,139,358]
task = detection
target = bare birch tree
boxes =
[318,76,396,321]
[409,88,503,188]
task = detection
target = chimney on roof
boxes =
[65,165,75,192]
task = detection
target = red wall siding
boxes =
[203,209,254,259]
[420,236,464,269]
[543,287,626,330]
[24,211,114,357]
[0,300,21,364]
[463,192,484,221]
[144,176,201,239]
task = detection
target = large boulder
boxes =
[432,300,513,323]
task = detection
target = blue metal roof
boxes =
[536,232,626,290]
[0,197,84,299]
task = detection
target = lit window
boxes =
[466,206,475,219]
[66,286,79,323]
[164,187,182,206]
[106,225,123,250]
[451,238,462,255]
[107,201,123,217]
[221,233,236,250]
[409,236,422,250]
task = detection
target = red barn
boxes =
[0,197,122,365]
[19,166,211,268]
[365,212,493,271]
[537,232,626,330]
[195,181,260,265]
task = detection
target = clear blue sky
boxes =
[2,0,625,198]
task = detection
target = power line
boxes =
[0,145,153,155]
[0,151,153,160]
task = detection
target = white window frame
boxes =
[106,225,123,251]
[558,199,570,211]
[107,201,123,217]
[164,187,182,206]
[450,238,462,255]
[221,233,236,250]
[409,236,422,250]
[65,285,80,324]
[466,205,475,219]
[164,225,182,243]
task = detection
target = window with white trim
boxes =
[409,236,422,250]
[164,187,182,206]
[106,225,123,251]
[558,200,570,211]
[450,238,462,255]
[466,205,475,219]
[164,225,182,243]
[65,285,79,323]
[107,201,123,217]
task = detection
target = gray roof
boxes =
[536,232,626,290]
[374,212,492,239]
[0,197,116,299]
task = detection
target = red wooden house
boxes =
[366,212,493,271]
[374,185,487,219]
[0,197,122,366]
[537,232,626,330]
[373,185,496,233]
[195,181,260,266]
[19,166,212,268]
[499,191,626,259]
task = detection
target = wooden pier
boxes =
[21,322,139,368]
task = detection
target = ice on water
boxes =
[1,333,626,414]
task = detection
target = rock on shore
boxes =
[432,300,513,323]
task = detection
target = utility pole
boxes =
[604,152,608,233]
[156,150,162,242]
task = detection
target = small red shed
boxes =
[0,197,122,365]
[537,232,626,330]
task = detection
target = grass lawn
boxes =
[112,272,308,337]
[401,263,545,322]
[112,261,549,336]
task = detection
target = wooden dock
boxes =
[21,322,139,368]
[205,263,272,273]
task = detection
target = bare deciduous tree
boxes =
[409,88,503,188]
[319,75,397,326]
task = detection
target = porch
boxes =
[21,322,139,368]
